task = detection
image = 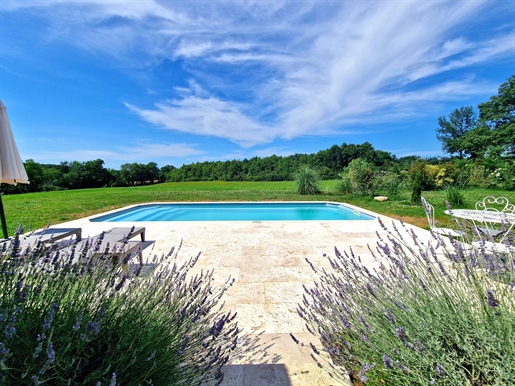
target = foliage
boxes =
[373,171,404,199]
[295,217,515,385]
[410,172,422,204]
[343,158,375,197]
[0,233,240,385]
[443,183,465,207]
[477,74,515,157]
[294,166,321,195]
[408,161,436,191]
[167,142,394,183]
[429,162,469,188]
[436,106,477,158]
[335,176,354,195]
[466,159,515,190]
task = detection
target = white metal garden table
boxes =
[444,209,515,243]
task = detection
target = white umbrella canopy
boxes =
[0,99,29,185]
[0,99,29,239]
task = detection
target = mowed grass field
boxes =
[2,180,510,235]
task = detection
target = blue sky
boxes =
[1,1,514,170]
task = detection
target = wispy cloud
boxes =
[27,142,202,166]
[4,0,513,154]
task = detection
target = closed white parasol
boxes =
[0,99,29,239]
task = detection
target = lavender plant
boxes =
[295,217,515,385]
[0,231,240,385]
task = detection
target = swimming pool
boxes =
[90,202,375,222]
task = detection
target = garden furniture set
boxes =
[2,226,145,269]
[423,196,515,255]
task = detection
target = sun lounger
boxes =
[0,227,82,254]
[21,227,82,247]
[64,226,145,268]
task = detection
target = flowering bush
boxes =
[295,217,515,385]
[0,232,240,385]
[488,167,515,190]
[408,161,436,191]
[342,158,375,197]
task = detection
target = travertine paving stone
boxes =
[51,203,432,386]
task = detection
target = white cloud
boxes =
[125,97,277,148]
[26,142,202,166]
[5,0,513,151]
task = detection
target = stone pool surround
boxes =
[49,202,433,386]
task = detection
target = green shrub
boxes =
[294,218,515,385]
[295,166,321,195]
[345,158,375,197]
[433,162,469,188]
[409,161,436,191]
[0,233,239,385]
[374,171,404,199]
[411,172,422,203]
[335,176,353,195]
[444,183,465,207]
[468,163,491,188]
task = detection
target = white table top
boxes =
[445,209,515,223]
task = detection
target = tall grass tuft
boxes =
[295,166,321,195]
[444,183,465,207]
[0,232,240,385]
[294,216,515,385]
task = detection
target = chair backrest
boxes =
[421,197,436,228]
[475,196,512,213]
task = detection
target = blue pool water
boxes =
[90,202,375,222]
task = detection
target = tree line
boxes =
[3,142,402,194]
[4,75,513,195]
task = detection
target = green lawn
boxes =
[2,180,510,235]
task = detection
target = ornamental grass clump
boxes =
[295,217,515,385]
[0,230,240,385]
[295,166,321,195]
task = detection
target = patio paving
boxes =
[51,203,433,386]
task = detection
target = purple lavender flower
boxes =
[0,342,7,357]
[47,342,55,363]
[486,290,499,308]
[33,343,42,358]
[395,360,409,373]
[42,303,59,331]
[109,373,117,386]
[4,325,16,340]
[436,363,444,376]
[73,310,84,331]
[395,327,407,341]
[86,320,101,335]
[382,354,394,369]
[178,336,190,355]
[385,308,396,324]
[359,362,376,383]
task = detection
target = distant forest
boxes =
[5,141,426,194]
[5,74,514,194]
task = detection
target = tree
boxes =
[477,74,515,157]
[436,106,477,158]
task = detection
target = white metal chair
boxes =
[421,197,466,240]
[475,196,514,213]
[474,196,514,238]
